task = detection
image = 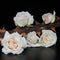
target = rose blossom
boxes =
[1,31,27,54]
[13,11,34,27]
[39,30,57,47]
[27,31,40,47]
[42,11,56,24]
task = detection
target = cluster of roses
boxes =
[1,11,57,55]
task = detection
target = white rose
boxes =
[42,11,56,24]
[27,31,40,47]
[13,11,34,27]
[39,30,57,47]
[1,31,27,54]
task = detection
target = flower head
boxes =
[1,31,27,54]
[27,31,40,47]
[13,11,34,27]
[39,30,57,47]
[42,11,56,24]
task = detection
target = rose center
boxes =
[44,15,49,22]
[7,38,18,50]
[43,35,51,44]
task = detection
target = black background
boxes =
[0,0,60,30]
[0,0,60,60]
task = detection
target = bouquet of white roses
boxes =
[0,11,58,55]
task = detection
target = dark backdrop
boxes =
[0,0,60,30]
[0,1,60,60]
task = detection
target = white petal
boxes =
[2,47,10,54]
[16,48,24,54]
[21,37,27,48]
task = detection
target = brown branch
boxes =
[0,18,60,38]
[12,19,60,33]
